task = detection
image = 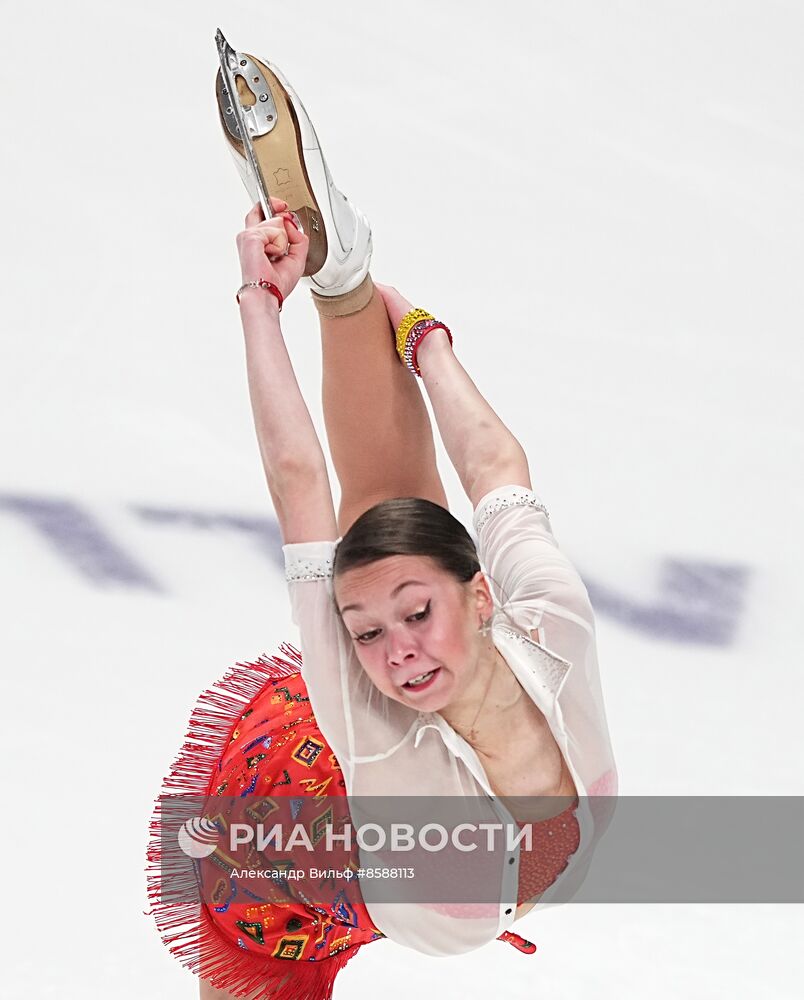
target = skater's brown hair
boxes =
[332,497,480,591]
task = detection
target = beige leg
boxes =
[200,975,292,999]
[314,275,449,535]
[200,981,238,999]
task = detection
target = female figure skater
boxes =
[147,37,618,1000]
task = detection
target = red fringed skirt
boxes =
[145,643,580,998]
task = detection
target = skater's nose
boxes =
[385,627,420,668]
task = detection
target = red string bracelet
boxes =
[235,278,284,311]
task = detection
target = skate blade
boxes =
[214,30,327,275]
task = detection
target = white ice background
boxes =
[1,1,802,997]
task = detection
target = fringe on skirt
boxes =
[144,642,372,999]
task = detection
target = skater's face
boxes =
[334,555,494,711]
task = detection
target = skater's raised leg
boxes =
[216,46,448,534]
[310,278,449,536]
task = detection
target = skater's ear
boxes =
[465,570,494,623]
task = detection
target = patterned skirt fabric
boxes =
[145,643,542,1000]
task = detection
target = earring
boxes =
[478,615,493,637]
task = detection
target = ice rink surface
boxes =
[2,0,802,996]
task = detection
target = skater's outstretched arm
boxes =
[236,199,338,544]
[376,285,532,509]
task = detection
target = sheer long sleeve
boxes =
[282,540,418,789]
[472,484,618,798]
[473,484,594,668]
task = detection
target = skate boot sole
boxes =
[215,56,328,276]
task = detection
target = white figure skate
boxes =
[214,29,372,296]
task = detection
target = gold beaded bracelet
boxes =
[395,308,434,360]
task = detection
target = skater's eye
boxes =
[354,629,380,644]
[407,600,431,623]
[352,601,430,644]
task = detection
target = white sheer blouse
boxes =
[282,484,618,956]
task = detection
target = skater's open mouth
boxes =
[402,667,441,691]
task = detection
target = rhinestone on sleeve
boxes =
[493,622,571,697]
[474,489,550,532]
[284,554,334,582]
